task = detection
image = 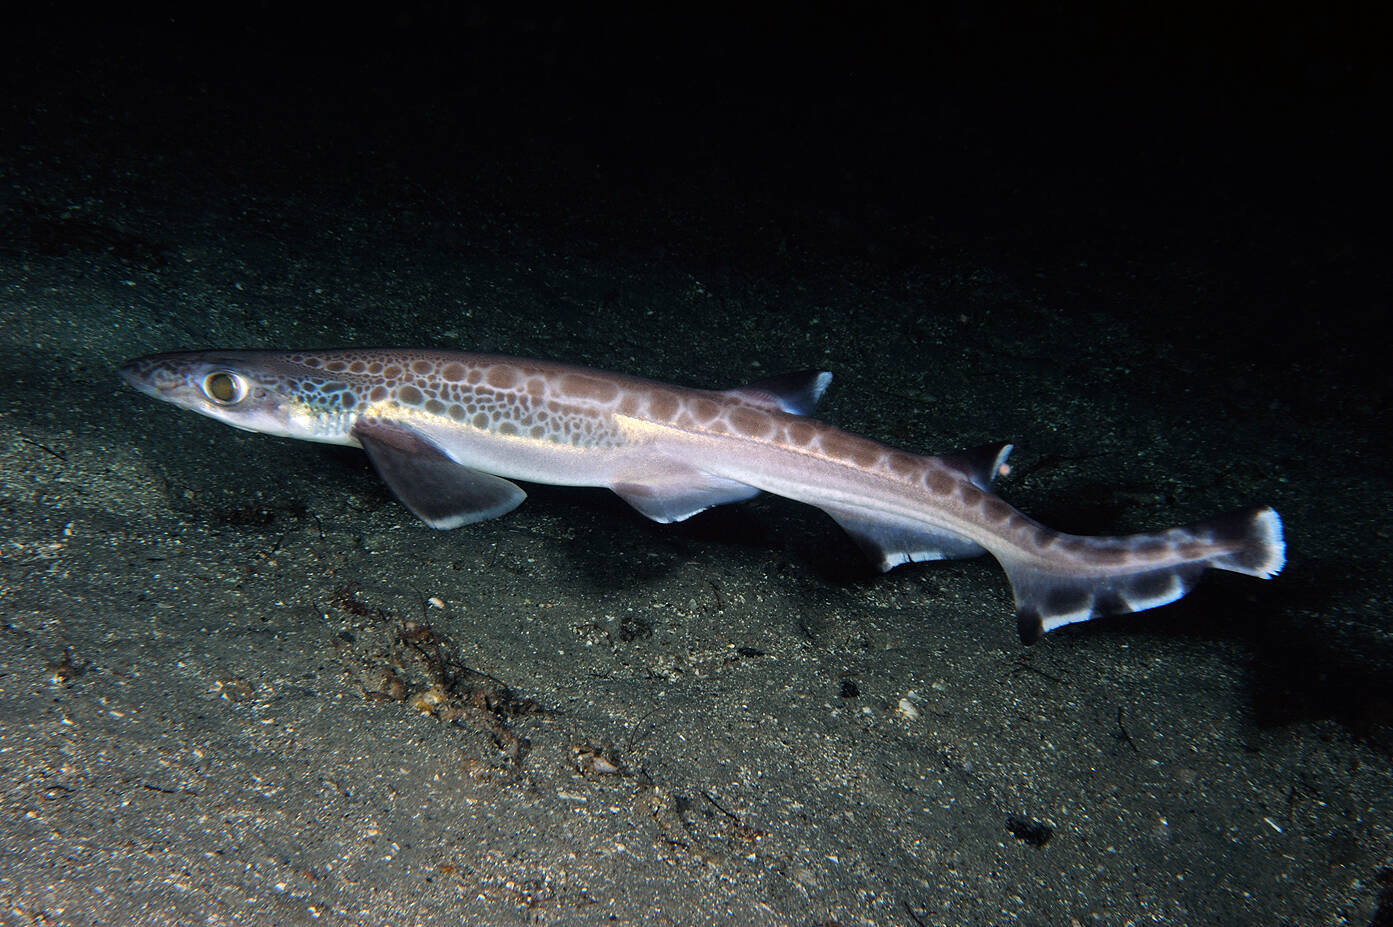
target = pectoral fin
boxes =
[353,418,526,529]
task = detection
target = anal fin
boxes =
[820,505,986,571]
[354,418,526,529]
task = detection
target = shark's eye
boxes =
[202,371,249,405]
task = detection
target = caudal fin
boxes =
[1006,506,1285,644]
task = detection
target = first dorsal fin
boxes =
[724,370,832,416]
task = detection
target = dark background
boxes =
[3,5,1392,922]
[7,2,1387,386]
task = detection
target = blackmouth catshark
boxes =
[120,350,1285,643]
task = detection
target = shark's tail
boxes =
[1002,506,1285,643]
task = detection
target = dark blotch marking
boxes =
[1127,570,1178,603]
[691,398,720,421]
[983,498,1014,523]
[1132,538,1169,559]
[1045,586,1092,616]
[819,431,860,462]
[486,366,517,389]
[560,373,618,402]
[1094,589,1130,616]
[729,406,770,438]
[885,450,917,474]
[1177,542,1208,560]
[1080,545,1130,565]
[925,469,955,495]
[648,390,679,420]
[786,420,815,446]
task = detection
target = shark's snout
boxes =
[119,359,152,394]
[119,357,176,399]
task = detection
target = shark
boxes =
[120,349,1285,642]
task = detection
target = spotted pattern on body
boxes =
[120,347,1286,644]
[128,349,1187,570]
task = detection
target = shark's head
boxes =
[120,350,361,443]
